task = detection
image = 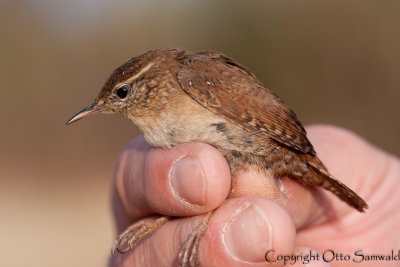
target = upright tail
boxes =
[298,154,368,212]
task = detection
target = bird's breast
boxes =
[131,97,276,156]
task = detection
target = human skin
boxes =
[109,125,400,267]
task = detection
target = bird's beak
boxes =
[66,102,100,125]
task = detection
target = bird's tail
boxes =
[298,154,368,212]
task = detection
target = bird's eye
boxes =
[116,85,129,99]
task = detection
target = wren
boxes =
[67,48,367,267]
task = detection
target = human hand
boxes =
[109,125,400,267]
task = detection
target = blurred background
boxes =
[0,0,399,266]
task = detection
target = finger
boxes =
[202,197,296,266]
[229,125,385,228]
[229,167,320,229]
[297,125,400,255]
[110,197,296,267]
[114,136,231,221]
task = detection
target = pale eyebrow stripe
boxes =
[114,62,155,89]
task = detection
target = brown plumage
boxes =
[175,50,367,211]
[67,48,368,267]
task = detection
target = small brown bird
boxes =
[67,48,367,266]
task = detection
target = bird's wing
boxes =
[177,51,315,155]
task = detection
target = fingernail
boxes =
[222,203,272,263]
[169,155,206,205]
